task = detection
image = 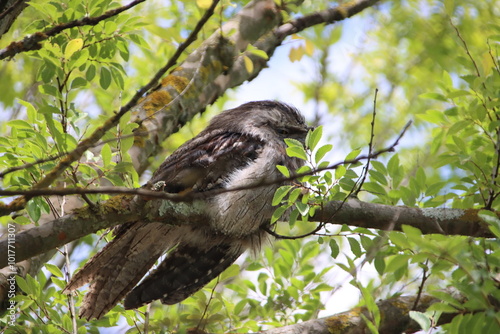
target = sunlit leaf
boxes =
[64,38,83,59]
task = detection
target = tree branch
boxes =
[315,199,491,238]
[0,0,27,38]
[260,293,457,334]
[0,195,493,270]
[0,195,209,269]
[0,0,146,60]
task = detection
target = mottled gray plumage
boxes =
[64,100,310,319]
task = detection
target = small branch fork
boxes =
[0,121,412,202]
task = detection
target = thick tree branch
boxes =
[316,199,492,238]
[0,195,208,269]
[0,195,493,269]
[261,294,457,334]
[0,0,27,38]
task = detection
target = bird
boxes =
[63,100,311,320]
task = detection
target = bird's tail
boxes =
[123,242,244,309]
[63,222,174,320]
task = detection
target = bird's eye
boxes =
[277,128,289,135]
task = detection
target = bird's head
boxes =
[206,100,312,143]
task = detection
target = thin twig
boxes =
[355,88,378,196]
[262,222,325,240]
[197,276,219,332]
[412,260,429,310]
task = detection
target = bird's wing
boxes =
[149,130,264,193]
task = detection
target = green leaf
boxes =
[104,21,117,34]
[69,48,89,68]
[51,277,67,289]
[272,186,292,206]
[425,181,446,197]
[271,206,287,223]
[286,146,307,161]
[27,198,41,222]
[329,239,340,258]
[110,66,125,90]
[112,162,133,174]
[415,167,426,190]
[306,125,322,151]
[363,182,386,195]
[348,237,362,258]
[40,62,56,83]
[429,291,464,309]
[428,302,461,313]
[86,64,96,81]
[419,92,448,102]
[276,164,290,177]
[100,67,112,90]
[295,201,309,215]
[65,38,83,59]
[287,187,302,205]
[45,263,63,278]
[374,254,386,275]
[478,210,500,238]
[369,170,387,186]
[101,143,112,168]
[389,231,410,249]
[17,99,37,123]
[8,119,33,129]
[385,254,409,274]
[284,138,304,147]
[14,216,32,225]
[409,311,431,331]
[315,144,332,163]
[71,76,87,89]
[417,109,446,124]
[16,276,31,294]
[219,264,239,281]
[339,177,356,191]
[335,165,346,179]
[401,225,422,244]
[345,149,362,162]
[246,45,269,60]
